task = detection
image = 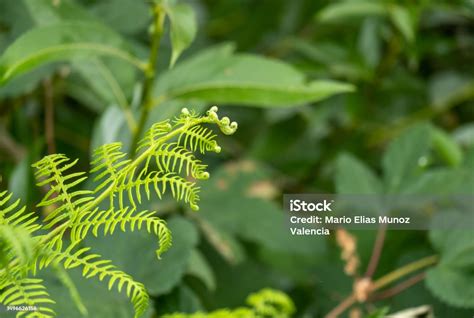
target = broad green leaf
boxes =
[8,156,31,202]
[186,250,216,291]
[427,211,474,308]
[0,65,56,98]
[382,124,431,193]
[199,161,326,257]
[431,127,463,167]
[90,0,149,34]
[90,106,130,156]
[53,267,88,316]
[317,2,387,22]
[426,266,474,309]
[389,5,415,43]
[165,3,197,67]
[73,59,132,113]
[155,285,203,316]
[0,22,144,84]
[401,168,473,195]
[358,18,382,68]
[336,153,383,194]
[154,45,354,107]
[85,216,199,295]
[39,269,154,318]
[23,0,94,26]
[454,123,474,147]
[429,72,474,110]
[0,0,33,52]
[317,2,416,43]
[23,0,139,111]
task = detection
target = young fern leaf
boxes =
[0,191,41,272]
[0,191,40,234]
[0,225,37,268]
[32,155,94,229]
[91,142,131,194]
[115,170,200,211]
[70,207,172,258]
[154,142,209,180]
[40,244,148,317]
[0,278,55,317]
[0,106,237,318]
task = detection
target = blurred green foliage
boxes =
[0,0,473,317]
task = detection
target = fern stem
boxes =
[131,4,166,158]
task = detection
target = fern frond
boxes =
[137,120,173,152]
[163,288,295,318]
[115,171,200,210]
[91,142,131,194]
[32,155,94,228]
[40,244,148,318]
[178,125,221,154]
[0,277,55,317]
[0,225,37,269]
[154,143,209,180]
[246,288,295,317]
[70,207,172,258]
[0,106,238,318]
[0,192,41,275]
[0,191,40,234]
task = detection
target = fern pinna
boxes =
[0,107,237,317]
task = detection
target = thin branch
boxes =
[326,295,357,318]
[372,255,438,290]
[43,78,56,154]
[369,272,426,302]
[130,4,166,157]
[365,223,387,278]
[325,255,438,318]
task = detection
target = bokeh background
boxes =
[1,0,473,317]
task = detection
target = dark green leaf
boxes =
[154,44,354,108]
[85,216,199,296]
[336,153,383,194]
[382,124,431,193]
[427,211,474,308]
[166,3,197,67]
[0,22,144,84]
[431,127,463,167]
[317,2,387,22]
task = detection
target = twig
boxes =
[326,295,357,318]
[43,78,56,154]
[365,223,387,278]
[130,4,165,157]
[369,272,426,302]
[325,255,438,318]
[372,255,438,290]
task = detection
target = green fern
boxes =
[0,106,237,318]
[0,278,55,317]
[163,288,295,318]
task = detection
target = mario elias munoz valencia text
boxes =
[288,199,410,236]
